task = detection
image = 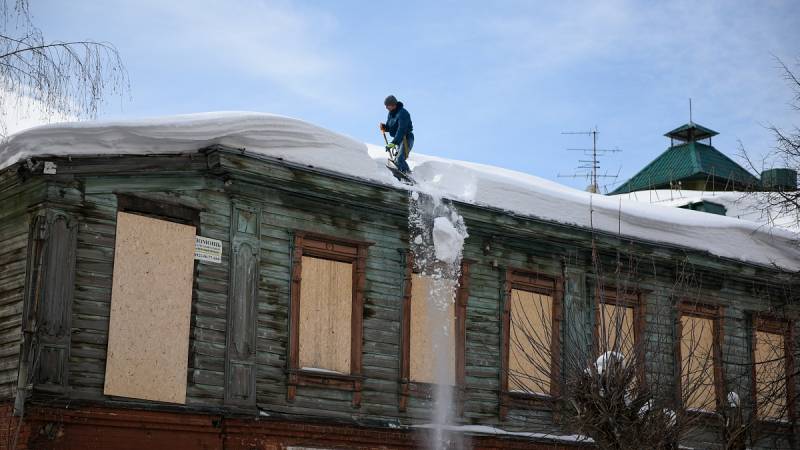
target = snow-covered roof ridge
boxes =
[1,112,798,270]
[0,111,393,184]
[610,189,800,233]
[406,149,800,270]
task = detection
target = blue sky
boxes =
[27,0,800,191]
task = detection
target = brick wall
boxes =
[0,404,588,450]
[0,403,29,450]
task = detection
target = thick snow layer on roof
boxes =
[1,112,798,270]
[610,189,800,233]
[0,112,394,185]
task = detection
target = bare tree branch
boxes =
[0,0,129,136]
[506,244,795,449]
[737,56,800,231]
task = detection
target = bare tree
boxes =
[738,56,800,228]
[506,248,797,449]
[0,0,129,135]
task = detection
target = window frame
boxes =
[499,268,563,420]
[287,231,372,408]
[676,302,724,414]
[750,315,795,425]
[398,252,472,414]
[116,194,200,228]
[593,286,646,382]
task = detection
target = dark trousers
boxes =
[395,133,414,173]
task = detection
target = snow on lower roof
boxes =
[412,423,593,443]
[610,189,800,233]
[1,112,798,270]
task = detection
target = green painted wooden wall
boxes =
[0,148,797,449]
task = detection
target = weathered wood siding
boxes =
[0,168,46,400]
[0,149,796,449]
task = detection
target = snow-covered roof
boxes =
[610,189,800,233]
[1,112,798,271]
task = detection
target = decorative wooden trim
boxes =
[552,276,563,400]
[398,255,471,415]
[352,244,367,407]
[116,194,200,227]
[595,286,640,308]
[499,268,512,420]
[224,202,260,408]
[750,314,795,425]
[287,369,364,388]
[675,301,725,412]
[499,268,563,420]
[287,232,304,404]
[298,231,375,253]
[287,231,372,408]
[398,251,413,412]
[25,211,78,393]
[455,259,472,416]
[678,301,721,319]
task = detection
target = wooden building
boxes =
[0,114,798,449]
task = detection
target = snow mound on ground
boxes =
[2,112,799,270]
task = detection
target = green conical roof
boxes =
[610,141,759,194]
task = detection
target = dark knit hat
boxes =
[384,95,398,106]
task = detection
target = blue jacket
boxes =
[385,102,413,146]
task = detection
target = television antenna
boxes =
[558,127,621,193]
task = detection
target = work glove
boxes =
[385,143,397,151]
[379,123,386,132]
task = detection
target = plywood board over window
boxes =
[298,256,353,374]
[752,317,793,423]
[599,303,635,359]
[409,274,456,385]
[680,315,717,412]
[104,212,196,404]
[509,289,552,395]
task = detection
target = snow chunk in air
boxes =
[432,216,468,264]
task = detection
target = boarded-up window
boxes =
[104,212,196,404]
[410,274,456,384]
[509,289,552,395]
[680,315,716,411]
[298,256,353,374]
[599,303,635,359]
[755,329,788,421]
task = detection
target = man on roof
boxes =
[380,95,414,174]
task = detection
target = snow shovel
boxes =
[382,130,398,161]
[380,130,412,184]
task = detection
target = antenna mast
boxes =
[559,127,622,193]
